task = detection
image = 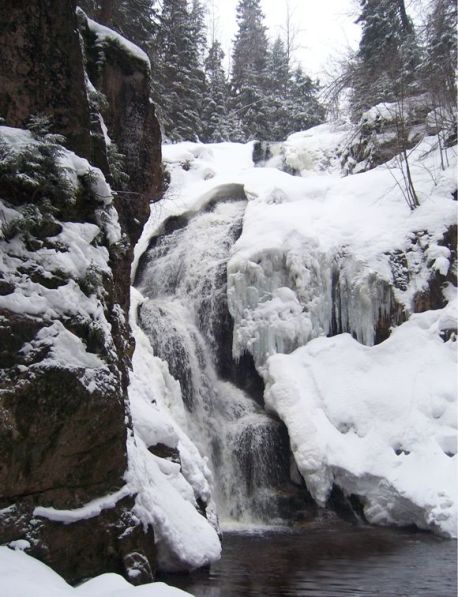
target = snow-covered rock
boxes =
[264,300,457,536]
[0,547,191,597]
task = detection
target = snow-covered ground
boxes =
[0,546,192,597]
[134,121,457,538]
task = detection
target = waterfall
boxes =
[135,199,300,525]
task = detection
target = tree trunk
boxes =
[397,0,413,34]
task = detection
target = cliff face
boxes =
[0,0,162,585]
[0,0,92,159]
[78,10,163,247]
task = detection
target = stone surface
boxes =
[0,0,163,584]
[0,495,156,585]
[0,0,93,159]
[79,11,163,247]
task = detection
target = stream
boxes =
[161,520,457,596]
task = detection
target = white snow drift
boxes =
[0,546,191,597]
[264,298,457,537]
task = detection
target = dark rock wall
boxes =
[79,10,163,247]
[0,0,163,585]
[0,0,93,159]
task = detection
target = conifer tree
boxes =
[153,0,206,141]
[79,0,158,48]
[264,37,290,140]
[230,0,270,140]
[262,37,324,141]
[423,0,457,120]
[352,0,419,116]
[202,40,230,143]
[287,67,325,134]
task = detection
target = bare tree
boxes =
[280,0,305,67]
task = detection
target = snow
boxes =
[33,486,131,524]
[81,10,151,71]
[0,547,192,597]
[125,289,221,571]
[227,132,457,363]
[0,125,123,394]
[20,321,105,370]
[282,122,349,174]
[133,141,254,277]
[264,300,457,537]
[139,121,457,538]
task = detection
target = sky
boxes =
[212,0,361,79]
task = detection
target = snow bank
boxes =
[228,133,457,365]
[0,547,192,597]
[264,300,457,536]
[82,11,151,71]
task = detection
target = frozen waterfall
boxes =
[135,199,305,525]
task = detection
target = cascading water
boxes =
[135,199,301,525]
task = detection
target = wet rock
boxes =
[0,495,156,585]
[413,224,457,312]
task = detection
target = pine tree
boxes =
[230,0,270,141]
[423,0,457,120]
[352,0,419,116]
[287,67,325,134]
[202,40,231,143]
[153,0,206,141]
[264,37,290,140]
[190,0,207,58]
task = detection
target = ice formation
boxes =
[133,123,457,539]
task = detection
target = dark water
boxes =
[161,521,457,596]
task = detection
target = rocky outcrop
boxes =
[341,95,432,175]
[0,0,92,159]
[78,10,163,247]
[0,0,162,585]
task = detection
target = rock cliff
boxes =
[0,0,162,584]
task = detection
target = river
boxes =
[161,520,457,596]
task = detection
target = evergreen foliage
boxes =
[352,0,420,117]
[80,0,325,142]
[201,41,230,143]
[423,0,457,123]
[78,0,158,48]
[230,0,271,141]
[152,0,206,142]
[287,67,325,135]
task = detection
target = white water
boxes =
[135,200,292,525]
